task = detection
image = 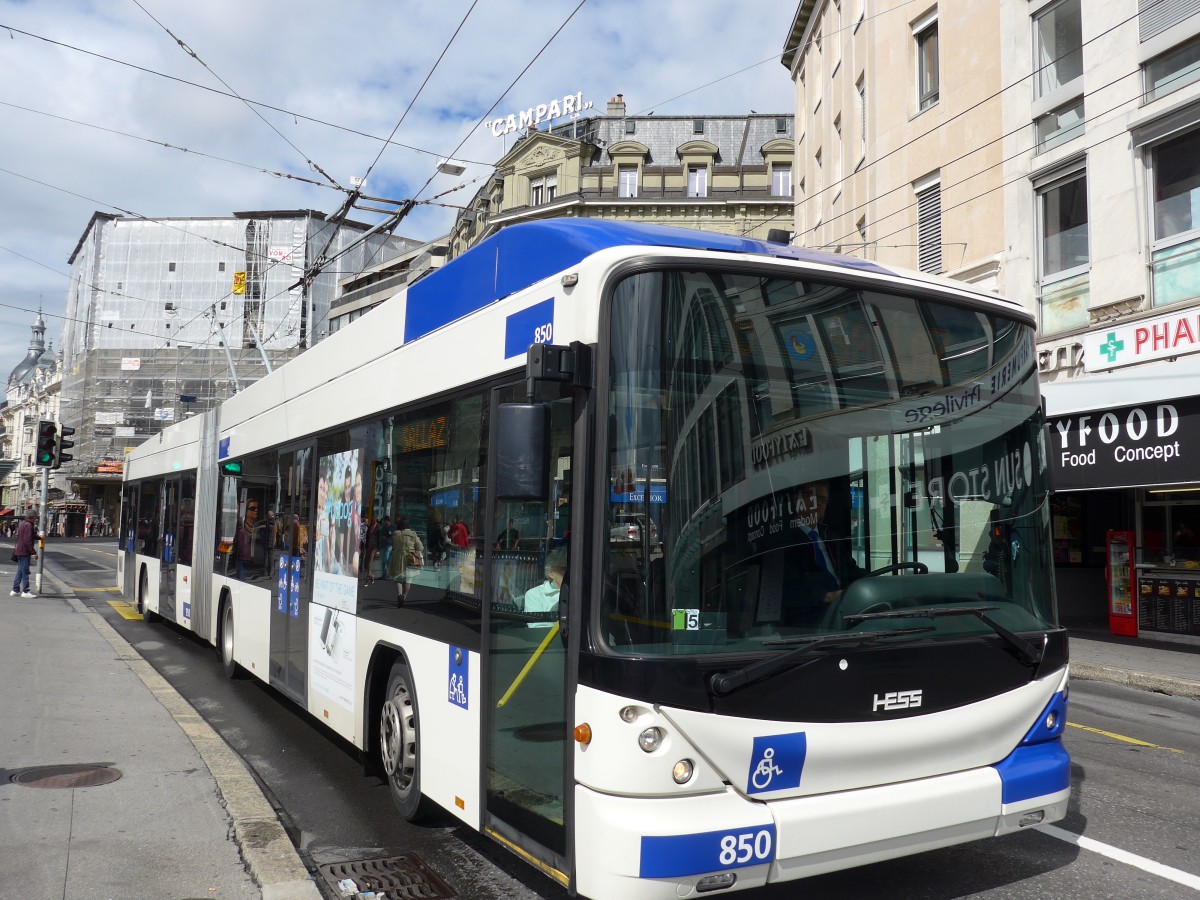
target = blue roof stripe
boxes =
[402,219,894,343]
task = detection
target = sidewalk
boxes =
[1068,624,1200,699]
[0,565,322,900]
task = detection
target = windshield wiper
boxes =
[843,605,1044,666]
[709,627,935,697]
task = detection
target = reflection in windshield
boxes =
[601,269,1056,657]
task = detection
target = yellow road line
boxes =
[1068,721,1183,753]
[107,600,143,620]
[75,586,122,593]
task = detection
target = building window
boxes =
[772,163,792,197]
[915,177,942,274]
[625,119,636,134]
[168,262,176,273]
[1145,35,1200,102]
[687,165,708,198]
[1036,98,1085,152]
[1034,0,1083,98]
[1151,127,1200,307]
[528,173,557,206]
[775,117,788,133]
[915,15,939,111]
[1032,0,1084,149]
[856,75,866,161]
[218,261,226,272]
[692,119,704,135]
[1037,169,1090,333]
[618,165,638,198]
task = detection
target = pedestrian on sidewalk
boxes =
[10,512,38,598]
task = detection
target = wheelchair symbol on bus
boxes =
[751,747,784,790]
[746,732,806,795]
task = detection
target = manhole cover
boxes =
[318,854,456,899]
[513,721,566,743]
[11,765,122,789]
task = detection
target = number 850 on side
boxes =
[638,825,776,878]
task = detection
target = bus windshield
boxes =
[600,267,1056,657]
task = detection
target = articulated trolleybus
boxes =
[120,220,1069,898]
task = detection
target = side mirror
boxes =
[495,403,549,501]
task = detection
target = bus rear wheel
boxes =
[380,660,429,821]
[137,569,157,622]
[219,600,242,679]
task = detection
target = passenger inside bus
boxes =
[520,547,567,626]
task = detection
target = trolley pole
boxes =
[35,467,48,593]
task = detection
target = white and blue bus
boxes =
[119,219,1069,898]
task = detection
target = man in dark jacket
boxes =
[10,512,39,598]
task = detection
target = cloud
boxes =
[0,0,797,367]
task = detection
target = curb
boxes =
[1070,660,1200,699]
[65,590,323,899]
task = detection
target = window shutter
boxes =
[1140,0,1200,42]
[916,184,942,274]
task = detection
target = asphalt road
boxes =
[46,539,1200,899]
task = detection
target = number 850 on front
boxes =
[638,825,775,878]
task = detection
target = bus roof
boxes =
[403,219,892,343]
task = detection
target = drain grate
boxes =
[11,765,122,789]
[318,855,456,899]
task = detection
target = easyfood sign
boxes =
[1084,308,1200,371]
[1048,397,1200,490]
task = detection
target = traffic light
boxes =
[53,424,75,469]
[34,420,57,468]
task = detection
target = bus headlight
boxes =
[638,726,664,753]
[672,759,695,784]
[1044,710,1058,731]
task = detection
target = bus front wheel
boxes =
[380,660,429,821]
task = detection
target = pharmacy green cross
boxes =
[1099,332,1124,364]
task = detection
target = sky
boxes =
[0,0,799,373]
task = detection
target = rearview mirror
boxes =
[495,403,549,501]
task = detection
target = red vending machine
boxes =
[1105,530,1137,636]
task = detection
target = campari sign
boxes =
[1084,307,1200,371]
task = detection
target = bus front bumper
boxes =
[573,740,1069,899]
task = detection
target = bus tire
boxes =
[219,598,243,679]
[137,568,157,623]
[380,660,430,821]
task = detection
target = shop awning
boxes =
[0,508,13,517]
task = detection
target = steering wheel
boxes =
[819,561,929,630]
[867,561,929,577]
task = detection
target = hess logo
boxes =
[872,689,923,712]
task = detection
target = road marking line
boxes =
[75,586,122,593]
[107,600,143,620]
[1039,824,1200,890]
[1068,721,1183,753]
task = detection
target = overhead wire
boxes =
[0,22,493,167]
[131,0,341,189]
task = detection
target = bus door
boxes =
[484,382,575,870]
[159,478,180,622]
[270,445,313,702]
[121,484,138,598]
